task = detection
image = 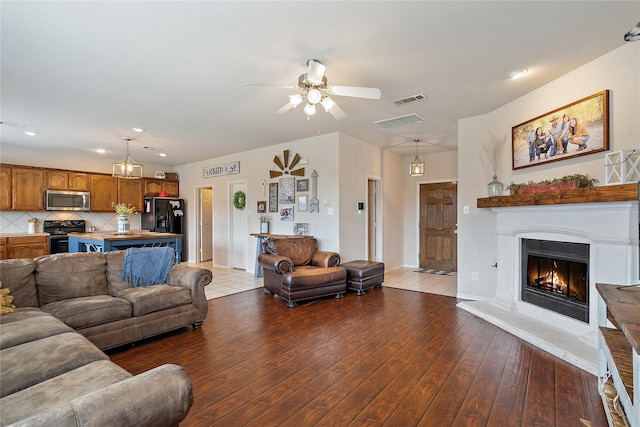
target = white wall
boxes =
[382,149,405,270]
[457,42,640,301]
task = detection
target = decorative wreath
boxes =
[233,191,246,210]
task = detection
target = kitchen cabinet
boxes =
[0,235,49,260]
[90,174,118,212]
[118,179,143,212]
[597,283,640,426]
[47,170,90,191]
[12,167,45,211]
[0,166,11,210]
[144,179,179,197]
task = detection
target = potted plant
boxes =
[507,174,598,195]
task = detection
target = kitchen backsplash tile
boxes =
[0,211,142,234]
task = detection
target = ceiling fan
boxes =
[246,59,381,120]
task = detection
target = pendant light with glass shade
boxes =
[112,137,143,179]
[409,139,425,176]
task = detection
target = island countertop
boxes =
[67,231,182,241]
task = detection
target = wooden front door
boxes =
[419,182,457,271]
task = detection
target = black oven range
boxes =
[43,220,86,254]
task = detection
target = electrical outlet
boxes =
[472,272,478,280]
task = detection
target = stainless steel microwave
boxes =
[45,190,91,211]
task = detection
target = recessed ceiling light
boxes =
[24,131,38,136]
[159,153,167,157]
[131,127,145,133]
[506,68,528,80]
[95,148,107,154]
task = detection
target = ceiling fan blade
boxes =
[244,83,296,89]
[306,59,326,85]
[329,85,381,100]
[327,103,347,120]
[0,121,27,128]
[275,103,294,115]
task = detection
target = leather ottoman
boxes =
[341,260,385,296]
[279,266,347,308]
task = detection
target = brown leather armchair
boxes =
[258,237,346,307]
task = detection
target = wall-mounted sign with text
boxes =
[202,161,240,178]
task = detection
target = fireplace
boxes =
[521,238,589,322]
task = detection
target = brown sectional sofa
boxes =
[0,251,213,426]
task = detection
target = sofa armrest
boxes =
[166,265,212,324]
[258,253,293,274]
[10,364,193,427]
[311,251,341,268]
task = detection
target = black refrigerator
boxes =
[141,197,185,259]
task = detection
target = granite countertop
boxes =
[68,231,182,241]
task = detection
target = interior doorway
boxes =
[230,182,247,270]
[195,186,213,263]
[367,178,381,261]
[419,181,457,271]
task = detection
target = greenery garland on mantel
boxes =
[233,191,246,210]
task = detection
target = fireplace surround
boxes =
[460,184,638,373]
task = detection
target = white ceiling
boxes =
[1,1,638,167]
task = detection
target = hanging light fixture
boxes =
[409,139,425,176]
[112,137,143,179]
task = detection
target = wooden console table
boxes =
[597,283,640,426]
[250,233,311,278]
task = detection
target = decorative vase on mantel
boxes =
[117,214,130,234]
[487,175,504,196]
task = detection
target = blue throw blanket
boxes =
[121,247,175,287]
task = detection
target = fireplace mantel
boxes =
[477,182,638,208]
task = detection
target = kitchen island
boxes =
[68,231,183,263]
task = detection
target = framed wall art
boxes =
[280,207,294,221]
[296,179,309,192]
[278,177,295,204]
[297,194,308,212]
[256,200,266,213]
[268,183,278,212]
[512,90,609,170]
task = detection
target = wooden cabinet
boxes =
[597,283,640,426]
[144,179,179,197]
[0,166,11,211]
[0,235,49,260]
[47,170,90,191]
[90,174,118,212]
[12,167,45,211]
[118,179,143,212]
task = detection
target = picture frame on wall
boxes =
[257,200,266,213]
[296,179,309,192]
[511,90,609,170]
[280,207,294,221]
[297,194,308,212]
[279,177,295,204]
[268,183,278,213]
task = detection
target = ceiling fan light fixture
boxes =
[303,103,316,116]
[112,137,143,179]
[320,97,335,111]
[307,88,322,104]
[289,94,303,107]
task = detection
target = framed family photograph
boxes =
[512,90,609,170]
[280,207,294,221]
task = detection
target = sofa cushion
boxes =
[0,258,38,307]
[0,310,73,350]
[40,295,132,329]
[0,331,108,398]
[0,360,132,426]
[116,285,192,316]
[35,252,108,306]
[105,250,132,294]
[264,238,317,266]
[0,306,45,324]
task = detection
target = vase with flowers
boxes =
[112,203,136,234]
[483,134,505,196]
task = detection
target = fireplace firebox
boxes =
[521,239,589,322]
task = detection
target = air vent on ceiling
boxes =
[392,93,427,106]
[142,146,160,151]
[373,113,426,129]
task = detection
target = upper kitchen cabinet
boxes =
[12,167,45,211]
[118,179,143,212]
[47,170,90,191]
[90,174,118,212]
[0,165,12,210]
[144,179,179,197]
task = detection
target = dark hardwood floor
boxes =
[108,288,607,426]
